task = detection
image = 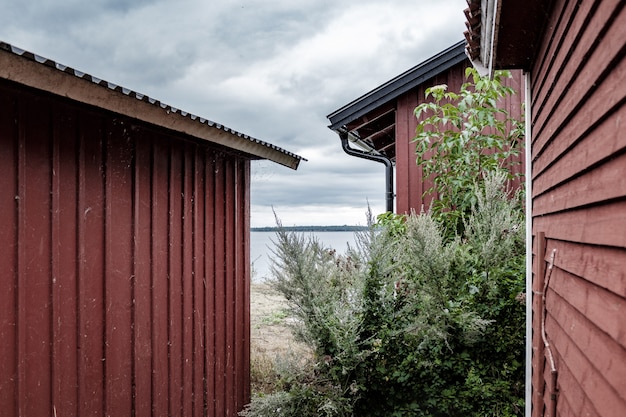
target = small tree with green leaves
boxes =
[413,67,524,237]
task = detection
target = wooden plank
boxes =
[534,89,626,190]
[241,159,251,406]
[152,138,170,417]
[552,356,599,417]
[530,0,591,126]
[546,302,626,417]
[345,103,395,132]
[0,85,18,417]
[533,0,621,146]
[182,145,194,417]
[169,145,184,416]
[532,201,626,248]
[17,95,53,416]
[549,290,626,401]
[192,149,206,417]
[546,238,626,299]
[234,160,244,410]
[104,121,134,417]
[405,88,424,213]
[133,131,153,417]
[51,106,79,417]
[531,233,546,417]
[549,266,626,350]
[77,111,106,416]
[394,90,414,214]
[214,155,226,417]
[234,159,248,409]
[350,107,395,135]
[533,60,626,184]
[169,144,183,415]
[532,3,626,166]
[533,145,626,216]
[204,151,217,416]
[225,158,236,416]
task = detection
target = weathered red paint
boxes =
[522,0,626,415]
[0,80,252,417]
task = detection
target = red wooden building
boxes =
[327,41,524,214]
[0,41,303,417]
[466,0,626,416]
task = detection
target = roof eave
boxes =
[327,41,467,131]
[466,0,554,73]
[0,42,304,170]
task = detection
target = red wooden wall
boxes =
[0,79,251,417]
[395,61,525,215]
[529,0,626,416]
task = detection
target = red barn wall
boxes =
[395,61,525,215]
[0,80,251,417]
[529,0,626,416]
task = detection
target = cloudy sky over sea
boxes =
[1,0,467,227]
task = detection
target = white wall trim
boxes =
[524,70,533,417]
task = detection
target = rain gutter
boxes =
[338,130,394,213]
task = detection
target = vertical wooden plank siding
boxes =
[529,0,626,416]
[192,149,206,417]
[239,159,252,406]
[213,155,226,417]
[78,113,106,416]
[152,137,170,417]
[223,161,237,415]
[51,106,79,417]
[105,121,134,417]
[18,95,53,417]
[133,129,153,417]
[0,85,18,417]
[204,154,217,417]
[0,81,252,417]
[394,61,525,215]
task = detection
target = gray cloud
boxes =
[0,0,467,226]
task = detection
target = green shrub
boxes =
[241,68,525,417]
[241,176,525,417]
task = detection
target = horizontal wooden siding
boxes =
[530,0,626,416]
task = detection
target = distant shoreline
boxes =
[251,225,368,232]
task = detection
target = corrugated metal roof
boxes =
[327,41,467,131]
[0,41,305,169]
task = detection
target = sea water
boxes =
[250,231,360,282]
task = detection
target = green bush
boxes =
[241,68,525,417]
[240,175,525,417]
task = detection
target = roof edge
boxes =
[327,41,467,130]
[464,0,554,72]
[0,41,305,170]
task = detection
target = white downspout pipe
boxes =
[524,71,533,417]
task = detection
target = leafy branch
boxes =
[413,67,524,237]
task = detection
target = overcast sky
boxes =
[0,0,467,227]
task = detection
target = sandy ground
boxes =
[250,282,306,357]
[249,282,311,393]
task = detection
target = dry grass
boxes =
[250,282,311,395]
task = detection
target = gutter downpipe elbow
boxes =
[339,131,394,213]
